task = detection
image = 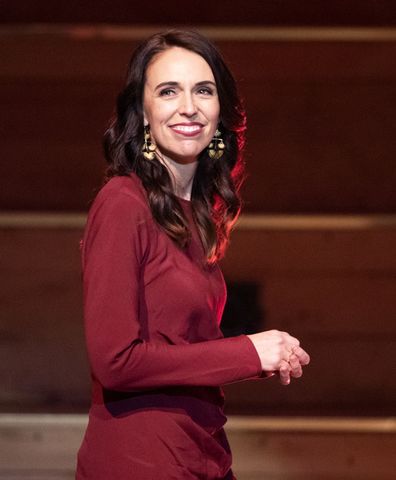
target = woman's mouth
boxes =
[169,123,204,137]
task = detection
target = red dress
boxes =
[76,173,262,479]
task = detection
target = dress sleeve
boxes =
[82,190,263,392]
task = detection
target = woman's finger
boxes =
[289,354,303,378]
[278,360,291,385]
[292,346,311,366]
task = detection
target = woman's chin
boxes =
[160,149,201,165]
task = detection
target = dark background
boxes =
[3,0,396,26]
[1,1,396,417]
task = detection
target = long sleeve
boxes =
[82,184,262,392]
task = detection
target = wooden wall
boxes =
[1,28,396,212]
[222,221,396,414]
[1,216,396,414]
[1,25,396,414]
[1,414,395,479]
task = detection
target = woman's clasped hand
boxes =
[247,330,310,385]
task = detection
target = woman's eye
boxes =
[159,88,176,96]
[197,87,213,95]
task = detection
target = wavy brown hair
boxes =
[103,29,246,264]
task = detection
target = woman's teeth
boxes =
[172,125,201,133]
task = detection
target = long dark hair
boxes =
[103,29,246,264]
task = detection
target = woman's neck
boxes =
[158,154,198,200]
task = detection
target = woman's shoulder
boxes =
[83,173,154,235]
[81,173,154,264]
[90,173,149,214]
[97,172,146,201]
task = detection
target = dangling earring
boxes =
[208,129,225,159]
[142,125,157,160]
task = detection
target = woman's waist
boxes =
[90,382,227,433]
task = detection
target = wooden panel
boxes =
[2,0,396,26]
[0,414,84,478]
[0,228,89,408]
[224,337,396,412]
[221,227,396,412]
[221,229,396,274]
[229,430,396,480]
[263,276,396,335]
[1,223,396,412]
[242,80,396,212]
[3,37,396,81]
[1,30,396,212]
[1,414,395,480]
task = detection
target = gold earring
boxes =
[142,125,157,160]
[208,129,225,159]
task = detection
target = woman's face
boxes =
[143,46,220,164]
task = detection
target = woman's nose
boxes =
[178,92,197,116]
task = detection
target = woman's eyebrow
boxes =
[154,81,178,91]
[196,81,217,88]
[154,80,217,91]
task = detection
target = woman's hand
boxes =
[247,330,310,385]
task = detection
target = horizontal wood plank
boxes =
[1,32,396,212]
[1,225,396,410]
[1,414,395,480]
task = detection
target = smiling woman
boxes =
[76,29,310,480]
[103,29,247,263]
[143,47,220,165]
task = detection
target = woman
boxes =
[76,29,310,479]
